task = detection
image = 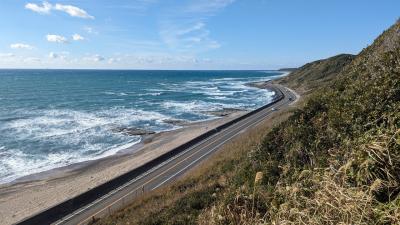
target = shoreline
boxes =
[0,79,280,225]
[3,115,242,186]
[0,112,248,224]
[2,78,280,187]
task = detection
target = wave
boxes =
[208,96,229,100]
[163,100,219,112]
[0,107,176,183]
[162,100,249,114]
[144,88,167,92]
[0,140,140,184]
[2,108,173,141]
[104,91,129,96]
[138,92,162,96]
[0,70,282,184]
[211,77,244,81]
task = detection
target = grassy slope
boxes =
[204,20,400,224]
[277,54,355,95]
[95,21,400,225]
[93,110,294,225]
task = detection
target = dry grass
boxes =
[269,130,400,225]
[95,20,400,225]
[94,107,295,225]
[271,170,376,225]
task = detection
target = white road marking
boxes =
[54,87,296,225]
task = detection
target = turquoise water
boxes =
[0,70,284,183]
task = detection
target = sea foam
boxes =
[0,70,284,183]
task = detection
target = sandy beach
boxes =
[0,109,250,224]
[0,80,280,225]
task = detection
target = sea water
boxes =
[0,70,285,183]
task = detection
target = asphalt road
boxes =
[51,84,297,225]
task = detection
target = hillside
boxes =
[277,54,355,94]
[94,20,400,225]
[278,68,297,72]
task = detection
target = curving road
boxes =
[17,84,297,225]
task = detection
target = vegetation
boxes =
[277,68,297,72]
[277,53,355,94]
[92,110,293,225]
[94,20,400,225]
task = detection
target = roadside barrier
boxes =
[16,86,284,225]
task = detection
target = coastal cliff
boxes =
[94,20,400,225]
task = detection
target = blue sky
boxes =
[0,0,399,69]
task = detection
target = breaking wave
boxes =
[0,70,285,183]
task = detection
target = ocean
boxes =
[0,70,284,183]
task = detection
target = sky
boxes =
[0,0,399,70]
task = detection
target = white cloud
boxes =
[108,57,121,64]
[186,0,235,13]
[160,21,221,52]
[83,26,98,34]
[23,57,41,63]
[25,1,52,14]
[177,22,205,36]
[84,54,105,62]
[0,53,15,58]
[107,0,158,16]
[158,0,235,53]
[93,55,105,62]
[48,52,58,59]
[25,1,94,19]
[10,43,34,50]
[46,34,68,43]
[48,51,69,60]
[72,34,85,41]
[54,3,94,19]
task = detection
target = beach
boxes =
[0,107,251,224]
[0,71,283,225]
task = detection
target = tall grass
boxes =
[95,20,400,225]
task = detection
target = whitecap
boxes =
[211,77,243,81]
[0,139,141,184]
[162,100,221,112]
[103,91,128,96]
[138,92,162,96]
[2,108,172,143]
[208,96,228,100]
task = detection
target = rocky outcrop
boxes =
[112,127,156,136]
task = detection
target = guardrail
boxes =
[16,86,284,225]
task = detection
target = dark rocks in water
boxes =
[112,127,156,136]
[163,119,189,126]
[245,80,272,89]
[205,108,245,117]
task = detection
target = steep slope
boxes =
[94,20,400,225]
[277,54,355,94]
[198,20,400,224]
